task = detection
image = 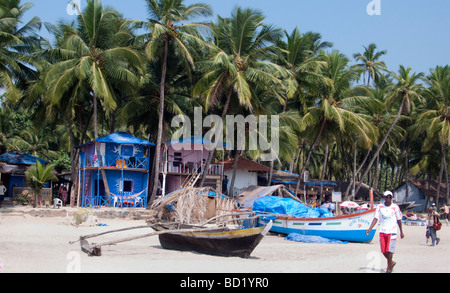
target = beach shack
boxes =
[219,157,270,196]
[75,132,154,208]
[159,136,226,196]
[394,179,448,212]
[0,151,51,203]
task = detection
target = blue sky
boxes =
[25,0,450,75]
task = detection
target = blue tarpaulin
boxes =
[252,196,335,219]
[96,132,155,146]
[285,233,348,244]
[0,152,48,165]
[75,132,155,148]
[167,135,230,147]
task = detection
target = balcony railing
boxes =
[160,160,224,176]
[80,154,149,170]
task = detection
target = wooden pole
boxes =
[370,188,374,209]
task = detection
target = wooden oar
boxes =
[77,226,222,256]
[69,225,152,244]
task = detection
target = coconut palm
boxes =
[355,65,424,195]
[42,0,143,139]
[0,0,43,103]
[275,28,331,112]
[417,65,450,201]
[137,0,212,203]
[25,160,58,208]
[8,124,58,160]
[353,43,388,86]
[193,7,286,192]
[38,0,144,201]
[294,51,377,195]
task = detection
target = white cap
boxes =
[383,191,393,197]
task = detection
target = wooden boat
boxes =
[256,209,377,243]
[152,221,273,258]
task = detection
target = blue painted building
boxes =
[0,151,50,199]
[76,132,154,208]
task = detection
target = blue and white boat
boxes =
[236,193,377,243]
[257,208,377,243]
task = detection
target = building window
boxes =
[123,180,133,193]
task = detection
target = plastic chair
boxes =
[53,198,63,209]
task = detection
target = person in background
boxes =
[61,186,68,206]
[366,191,404,273]
[222,176,228,195]
[0,181,6,208]
[427,206,441,246]
[443,203,449,226]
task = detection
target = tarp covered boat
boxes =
[251,196,377,243]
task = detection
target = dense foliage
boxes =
[0,0,448,201]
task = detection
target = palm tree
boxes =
[8,124,58,160]
[294,51,377,195]
[353,43,388,86]
[193,7,286,193]
[275,28,332,111]
[25,160,58,208]
[42,0,143,139]
[139,0,212,203]
[39,0,144,202]
[0,104,15,152]
[0,0,43,103]
[418,65,450,201]
[355,65,424,195]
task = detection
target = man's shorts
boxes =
[380,233,397,254]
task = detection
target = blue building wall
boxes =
[77,132,153,208]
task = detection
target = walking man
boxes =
[366,191,404,273]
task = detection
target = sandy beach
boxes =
[1,206,449,274]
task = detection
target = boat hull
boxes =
[258,209,377,243]
[157,223,272,258]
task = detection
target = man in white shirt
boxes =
[366,191,404,273]
[0,181,6,208]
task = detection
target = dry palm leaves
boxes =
[150,187,238,224]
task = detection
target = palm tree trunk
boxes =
[200,88,232,187]
[267,160,274,187]
[404,138,410,201]
[93,92,111,198]
[150,36,169,205]
[295,119,327,195]
[437,149,444,204]
[228,150,243,197]
[93,93,98,139]
[319,142,329,195]
[345,149,370,198]
[67,114,77,207]
[444,145,449,203]
[355,98,405,195]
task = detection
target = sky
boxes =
[24,0,450,75]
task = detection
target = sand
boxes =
[1,206,449,274]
